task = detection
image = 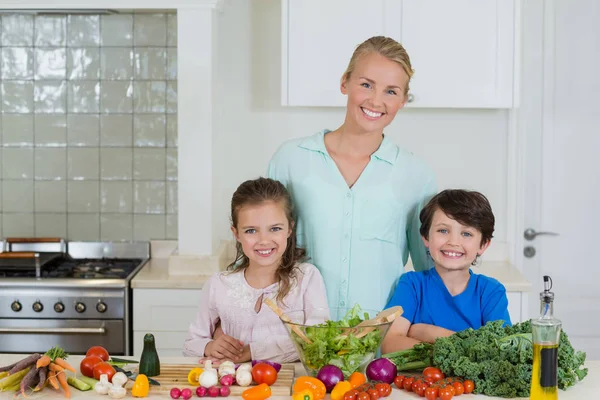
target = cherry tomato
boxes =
[86,345,110,362]
[393,376,405,389]
[382,383,392,397]
[448,385,456,396]
[344,391,357,400]
[80,356,103,378]
[251,364,278,386]
[366,388,379,400]
[92,361,116,382]
[463,380,474,394]
[439,386,454,400]
[412,381,425,397]
[357,392,370,400]
[403,377,414,392]
[424,387,438,400]
[452,382,464,395]
[422,367,445,383]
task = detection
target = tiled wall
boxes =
[0,12,178,241]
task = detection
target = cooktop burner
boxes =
[0,257,142,279]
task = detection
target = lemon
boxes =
[187,367,204,386]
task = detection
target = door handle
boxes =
[0,326,106,334]
[524,228,559,241]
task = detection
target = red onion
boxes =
[365,358,397,384]
[316,365,344,392]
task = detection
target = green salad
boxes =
[291,304,383,377]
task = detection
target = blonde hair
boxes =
[342,36,414,95]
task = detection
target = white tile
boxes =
[100,213,133,241]
[68,81,100,113]
[67,148,100,180]
[134,148,166,180]
[100,181,133,213]
[2,213,34,237]
[100,115,133,146]
[35,213,67,238]
[34,48,66,80]
[1,48,34,80]
[100,81,133,113]
[167,82,177,114]
[133,181,166,214]
[134,115,166,147]
[2,180,34,212]
[67,115,100,147]
[134,81,166,113]
[167,181,177,214]
[167,13,177,47]
[100,148,133,180]
[35,16,66,46]
[67,181,100,212]
[34,81,67,114]
[1,15,34,46]
[67,48,100,80]
[134,14,167,46]
[100,14,133,46]
[134,48,166,80]
[166,114,177,147]
[2,81,34,113]
[67,213,100,241]
[34,181,67,212]
[34,148,67,180]
[134,214,166,241]
[34,115,67,147]
[2,148,34,179]
[101,48,133,80]
[68,15,100,46]
[2,115,34,147]
[166,149,177,181]
[166,214,178,239]
[166,48,177,80]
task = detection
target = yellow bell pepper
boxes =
[293,376,326,400]
[131,374,150,398]
[292,389,314,400]
[330,381,353,400]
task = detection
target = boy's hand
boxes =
[204,335,245,360]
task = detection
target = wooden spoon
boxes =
[340,306,404,339]
[263,298,312,344]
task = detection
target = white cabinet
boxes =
[281,0,520,108]
[507,291,528,324]
[133,288,202,358]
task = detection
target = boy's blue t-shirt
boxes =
[385,268,512,332]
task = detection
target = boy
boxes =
[381,189,511,353]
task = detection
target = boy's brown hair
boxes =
[419,189,495,246]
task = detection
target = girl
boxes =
[268,36,437,313]
[381,189,512,353]
[183,177,328,363]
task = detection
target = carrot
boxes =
[20,366,40,398]
[36,355,51,368]
[48,362,64,373]
[34,367,48,391]
[6,353,41,375]
[47,370,60,390]
[56,370,71,398]
[54,357,76,373]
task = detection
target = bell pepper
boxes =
[292,389,314,400]
[131,374,150,398]
[293,376,326,400]
[242,383,272,400]
[330,381,353,400]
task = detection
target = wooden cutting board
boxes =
[127,364,295,396]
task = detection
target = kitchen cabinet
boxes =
[281,0,520,108]
[133,288,202,357]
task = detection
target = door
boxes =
[521,0,600,359]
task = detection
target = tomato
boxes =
[357,392,370,400]
[86,345,110,362]
[251,364,278,386]
[93,361,116,382]
[366,388,379,400]
[439,386,454,400]
[393,375,404,389]
[374,383,391,398]
[403,377,414,391]
[422,367,445,383]
[412,380,425,397]
[424,387,438,400]
[463,380,474,394]
[80,355,103,378]
[344,391,357,400]
[452,382,464,395]
[448,385,456,396]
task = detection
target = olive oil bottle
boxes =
[530,276,561,400]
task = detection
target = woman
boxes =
[268,36,437,313]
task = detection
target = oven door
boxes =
[0,319,124,355]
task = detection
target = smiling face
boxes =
[340,52,409,134]
[231,200,293,271]
[423,208,491,272]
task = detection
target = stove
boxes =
[0,238,149,356]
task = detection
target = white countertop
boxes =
[0,354,595,400]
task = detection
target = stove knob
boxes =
[96,302,107,313]
[75,302,86,313]
[11,301,22,312]
[32,301,44,313]
[54,302,65,313]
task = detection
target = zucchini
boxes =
[139,333,161,377]
[77,376,99,388]
[67,377,92,391]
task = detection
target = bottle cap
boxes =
[540,275,554,303]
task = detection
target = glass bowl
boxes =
[280,307,393,378]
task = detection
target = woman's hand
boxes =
[204,335,245,360]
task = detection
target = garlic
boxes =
[95,374,111,395]
[199,360,219,388]
[235,365,252,387]
[218,361,236,378]
[111,372,128,388]
[108,385,126,399]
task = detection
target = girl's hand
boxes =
[204,335,245,360]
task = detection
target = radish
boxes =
[219,386,231,397]
[196,386,208,397]
[181,388,193,400]
[170,388,182,399]
[208,386,220,397]
[220,374,234,387]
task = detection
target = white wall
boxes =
[211,0,509,252]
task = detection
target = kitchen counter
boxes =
[0,354,596,399]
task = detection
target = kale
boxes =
[383,320,588,398]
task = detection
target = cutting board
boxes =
[127,364,295,396]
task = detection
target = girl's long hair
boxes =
[227,177,307,304]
